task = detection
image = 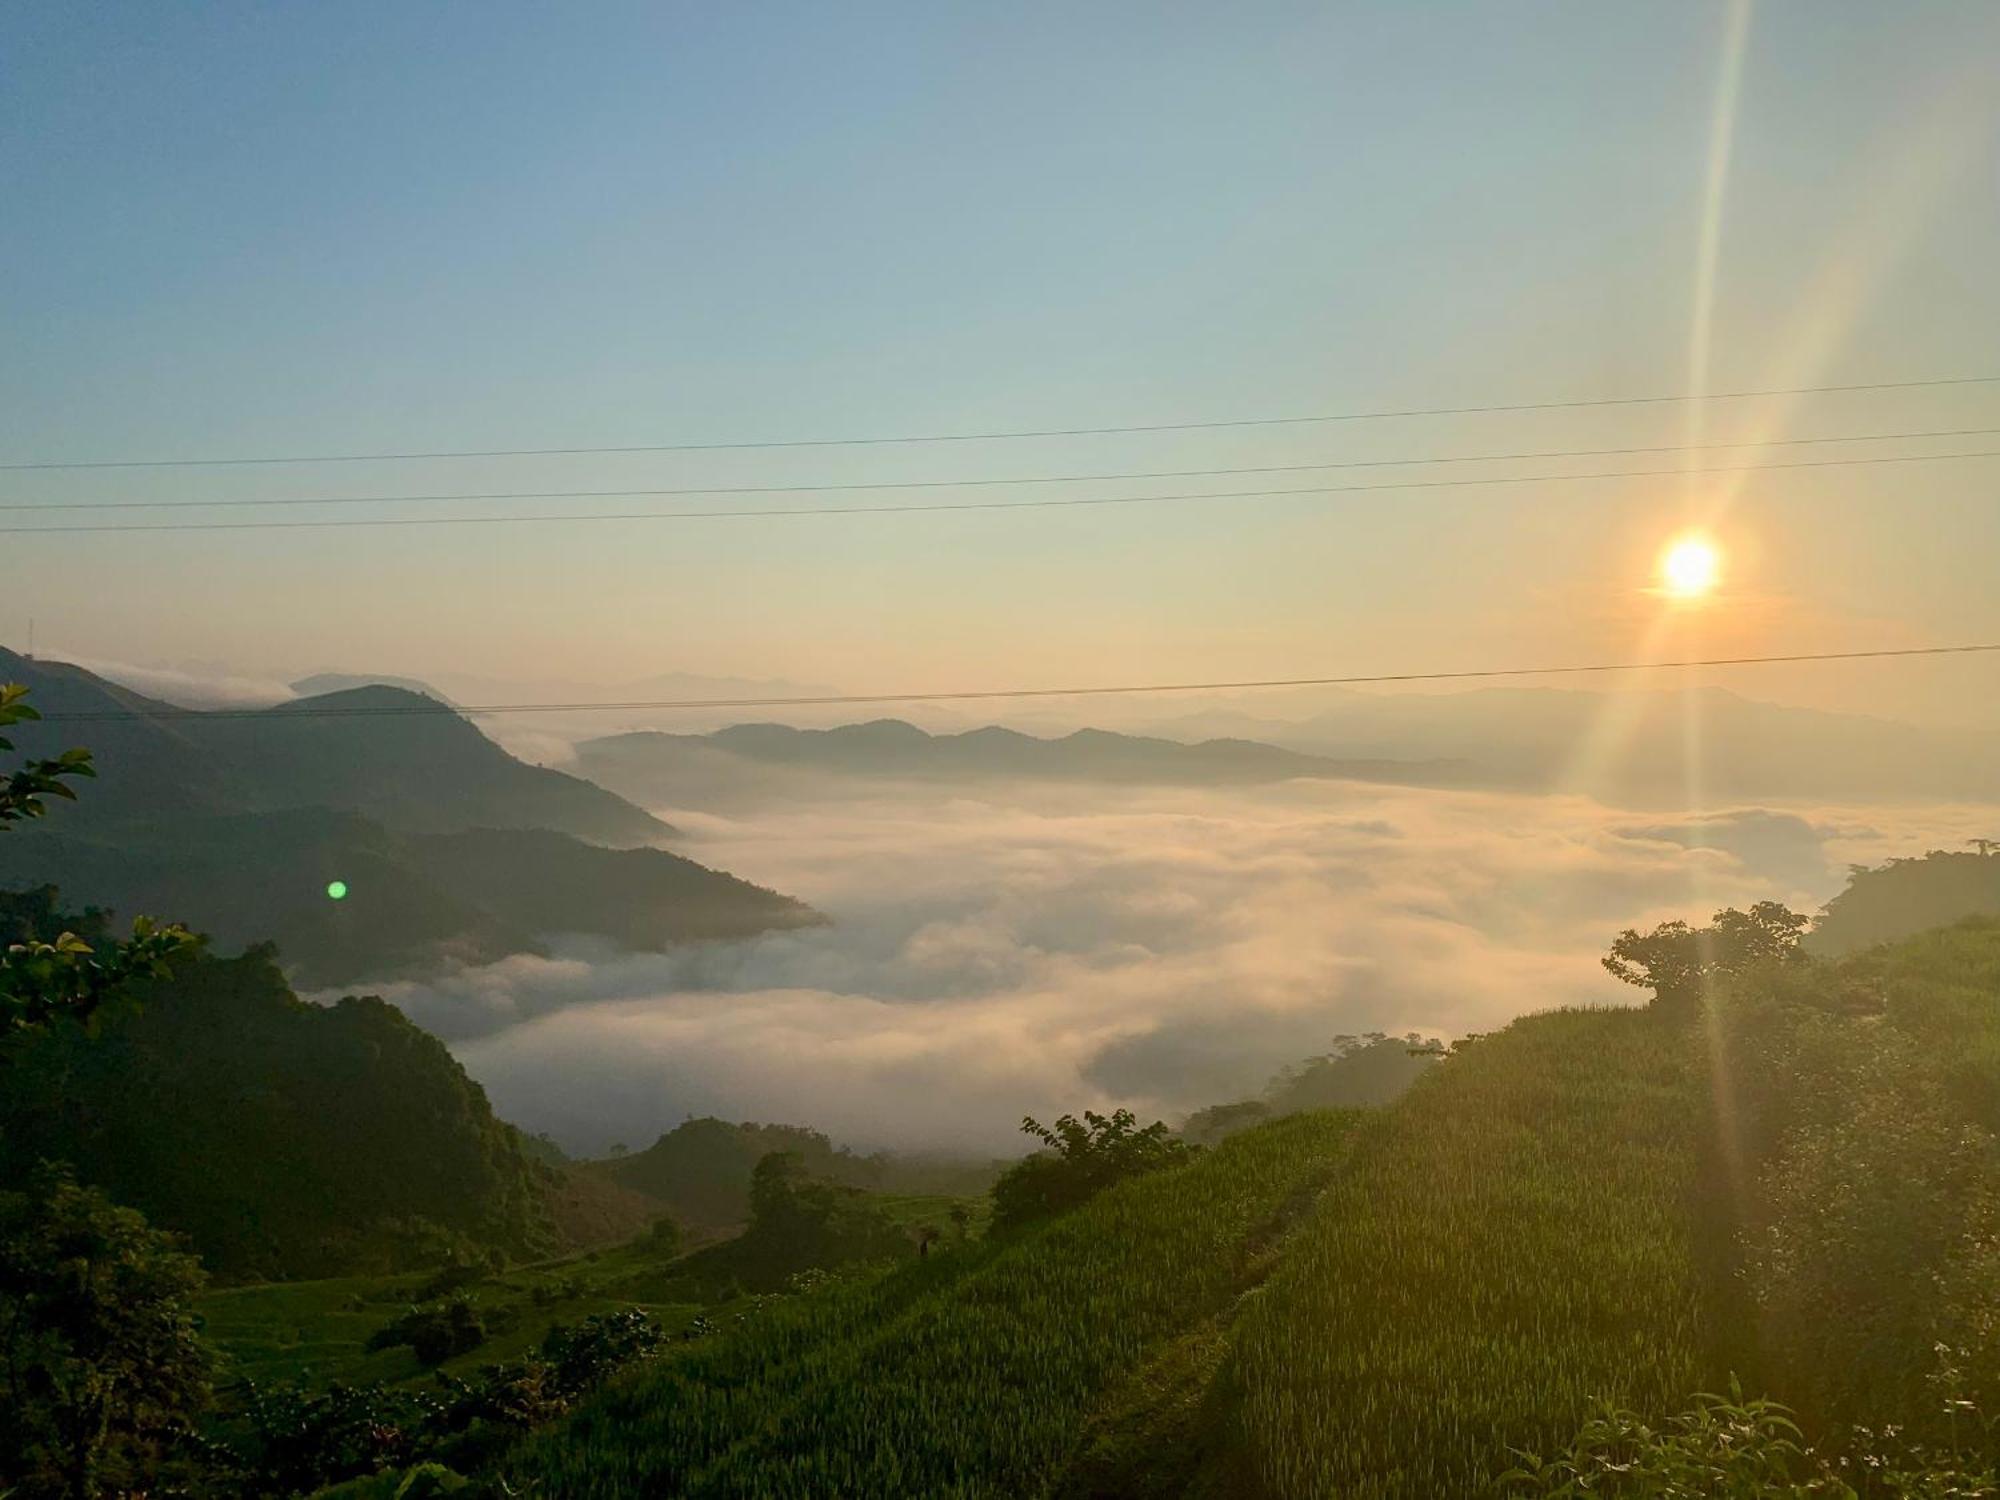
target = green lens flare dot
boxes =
[326,880,348,901]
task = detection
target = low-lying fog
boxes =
[349,776,1997,1157]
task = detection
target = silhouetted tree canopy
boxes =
[1602,901,1809,1015]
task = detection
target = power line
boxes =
[29,643,2000,724]
[7,423,1995,515]
[7,445,1996,536]
[4,374,1995,473]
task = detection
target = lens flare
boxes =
[1660,537,1721,598]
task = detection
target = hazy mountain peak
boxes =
[289,671,453,703]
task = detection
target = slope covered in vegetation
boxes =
[503,1110,1360,1498]
[1809,848,2000,956]
[0,651,670,845]
[0,938,561,1280]
[0,816,820,987]
[586,1117,997,1238]
[1228,1007,1724,1499]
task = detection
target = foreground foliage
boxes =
[213,1309,669,1495]
[1,683,195,1046]
[0,1169,212,1500]
[1720,917,2000,1453]
[1505,1385,1998,1498]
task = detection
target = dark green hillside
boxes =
[0,813,819,987]
[1809,848,2000,955]
[0,651,234,819]
[0,651,670,845]
[0,941,558,1280]
[504,1111,1360,1498]
[412,827,819,952]
[211,685,670,845]
[0,817,520,984]
[585,1117,994,1238]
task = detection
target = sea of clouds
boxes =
[353,780,1984,1157]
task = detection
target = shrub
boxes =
[366,1298,488,1366]
[989,1108,1194,1230]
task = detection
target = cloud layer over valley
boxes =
[350,781,1990,1156]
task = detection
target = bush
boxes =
[1503,1384,2000,1498]
[226,1310,666,1494]
[366,1298,488,1366]
[642,1213,682,1258]
[990,1109,1195,1230]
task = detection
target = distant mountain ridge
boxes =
[574,717,1464,806]
[1,650,669,844]
[1139,685,2000,805]
[290,670,455,702]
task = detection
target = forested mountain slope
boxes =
[0,935,560,1281]
[0,815,818,986]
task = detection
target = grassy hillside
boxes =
[197,1189,980,1396]
[501,1110,1360,1498]
[1227,1008,1724,1499]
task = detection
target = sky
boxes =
[4,1,1999,724]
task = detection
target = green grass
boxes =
[1228,1007,1723,1499]
[503,1110,1361,1498]
[199,1250,700,1392]
[200,1192,982,1393]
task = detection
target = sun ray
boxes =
[1683,0,1755,502]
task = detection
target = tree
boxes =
[733,1152,909,1286]
[0,686,195,1046]
[642,1214,682,1258]
[989,1109,1195,1231]
[1602,901,1809,1014]
[0,1167,212,1500]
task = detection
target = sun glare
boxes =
[1660,536,1722,599]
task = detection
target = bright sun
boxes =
[1660,536,1722,599]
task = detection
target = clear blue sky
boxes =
[4,1,1997,721]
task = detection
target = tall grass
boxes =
[1229,1007,1719,1499]
[506,1110,1359,1498]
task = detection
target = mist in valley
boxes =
[350,771,1993,1157]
